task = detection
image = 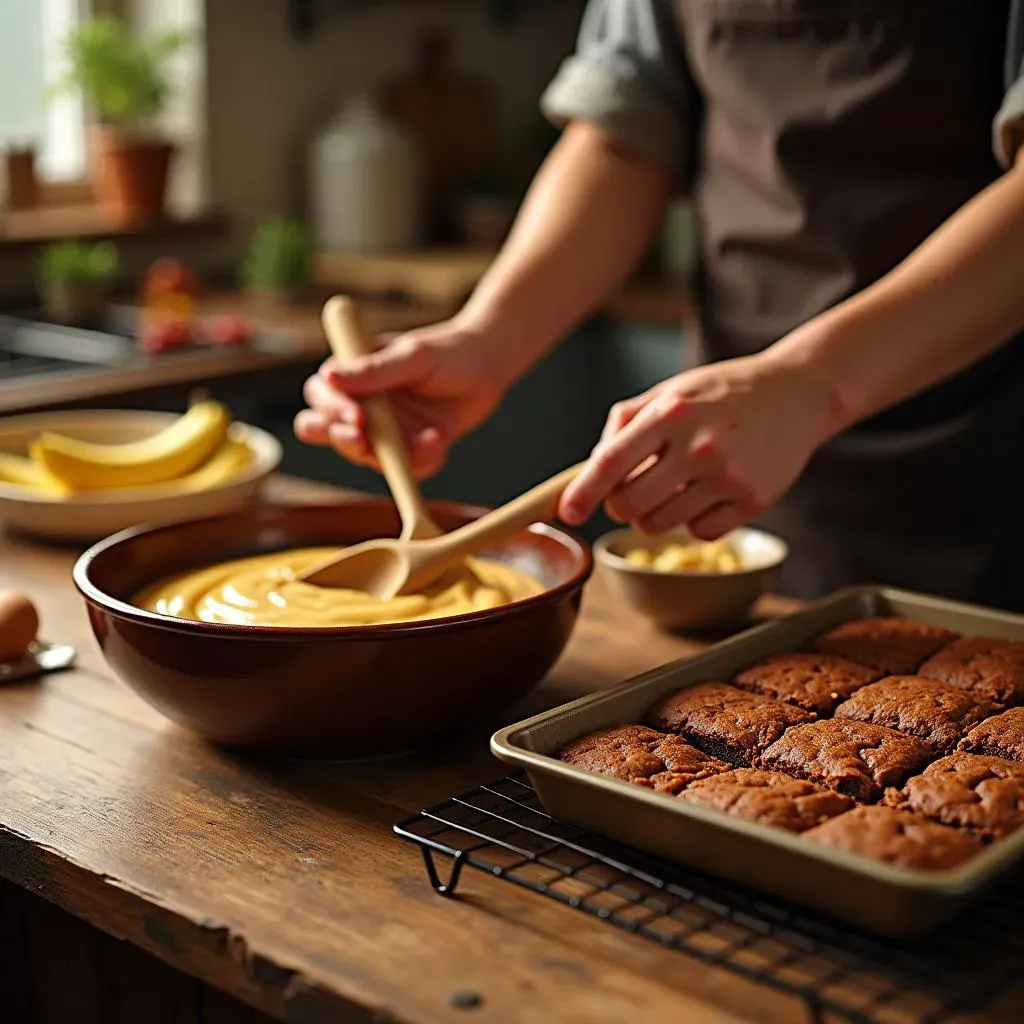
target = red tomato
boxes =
[206,314,251,346]
[144,257,197,298]
[138,318,193,355]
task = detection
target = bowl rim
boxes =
[593,525,789,579]
[0,409,282,506]
[73,498,594,639]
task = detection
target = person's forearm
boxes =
[772,153,1024,431]
[455,120,672,386]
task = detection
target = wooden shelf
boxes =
[0,207,230,246]
[313,245,691,326]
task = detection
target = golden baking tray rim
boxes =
[492,585,1024,937]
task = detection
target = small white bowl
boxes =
[0,410,281,542]
[594,526,789,631]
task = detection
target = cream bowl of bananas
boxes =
[0,401,281,541]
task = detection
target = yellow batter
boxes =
[135,547,544,627]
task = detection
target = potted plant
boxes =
[53,16,191,223]
[38,240,119,325]
[242,217,312,306]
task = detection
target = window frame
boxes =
[36,0,89,187]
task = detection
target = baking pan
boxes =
[492,585,1024,938]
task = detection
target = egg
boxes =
[0,590,40,663]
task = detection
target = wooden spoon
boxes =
[300,462,584,598]
[319,295,441,542]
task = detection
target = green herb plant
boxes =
[39,240,120,286]
[53,15,191,130]
[243,218,312,295]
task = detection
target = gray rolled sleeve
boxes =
[995,0,1024,166]
[540,0,693,177]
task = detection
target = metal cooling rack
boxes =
[394,775,1024,1024]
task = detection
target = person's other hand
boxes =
[558,351,843,538]
[295,320,507,478]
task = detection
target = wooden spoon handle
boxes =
[429,463,585,560]
[321,296,440,540]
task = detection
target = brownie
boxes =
[757,718,932,802]
[802,805,982,871]
[833,676,997,754]
[958,708,1024,762]
[919,636,1024,706]
[884,752,1024,838]
[558,724,729,794]
[811,617,959,676]
[678,768,854,833]
[647,682,814,766]
[734,653,881,715]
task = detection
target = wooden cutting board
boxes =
[382,29,500,242]
[311,247,498,306]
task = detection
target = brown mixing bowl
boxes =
[73,500,592,757]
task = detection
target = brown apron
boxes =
[677,0,1024,610]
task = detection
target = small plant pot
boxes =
[5,148,39,210]
[91,125,175,223]
[41,281,110,326]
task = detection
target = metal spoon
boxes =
[300,461,584,598]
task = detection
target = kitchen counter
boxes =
[0,296,448,417]
[0,281,690,417]
[2,475,1021,1023]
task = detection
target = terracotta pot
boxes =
[41,280,110,326]
[90,124,175,223]
[4,148,38,210]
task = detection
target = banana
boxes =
[0,451,68,497]
[31,401,231,490]
[171,435,253,493]
[70,434,252,496]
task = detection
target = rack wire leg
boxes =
[421,848,466,897]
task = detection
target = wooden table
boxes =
[0,476,1011,1024]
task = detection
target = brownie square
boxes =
[958,708,1024,762]
[757,718,932,802]
[811,617,959,676]
[558,724,729,794]
[677,768,854,833]
[884,752,1024,838]
[647,682,814,766]
[802,805,982,871]
[833,676,997,755]
[919,636,1024,706]
[734,653,881,715]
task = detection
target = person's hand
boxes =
[558,351,843,538]
[295,319,508,478]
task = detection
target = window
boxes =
[0,0,87,183]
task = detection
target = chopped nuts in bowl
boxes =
[595,527,789,631]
